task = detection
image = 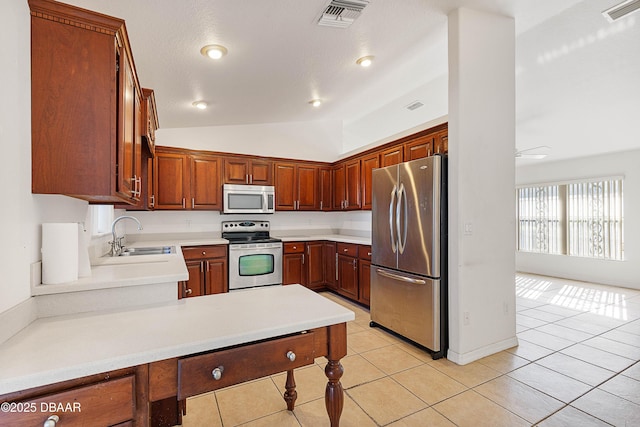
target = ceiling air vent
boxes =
[603,0,640,22]
[317,0,370,29]
[405,101,424,111]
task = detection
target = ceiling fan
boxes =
[515,145,551,160]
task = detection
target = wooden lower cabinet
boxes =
[358,245,372,306]
[180,245,228,299]
[282,241,324,290]
[336,243,359,300]
[323,242,337,291]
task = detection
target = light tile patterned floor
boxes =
[180,274,640,426]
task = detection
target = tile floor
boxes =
[179,274,640,426]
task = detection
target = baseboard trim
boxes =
[447,336,519,365]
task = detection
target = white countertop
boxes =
[0,285,354,395]
[275,234,371,246]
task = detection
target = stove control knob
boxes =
[286,351,296,362]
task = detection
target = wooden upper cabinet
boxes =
[154,150,189,210]
[223,158,272,185]
[274,162,318,211]
[344,159,361,210]
[29,0,142,204]
[405,134,434,161]
[319,167,332,211]
[190,155,222,210]
[141,88,159,154]
[380,146,403,167]
[434,130,448,154]
[332,165,346,210]
[360,153,379,211]
[154,148,221,210]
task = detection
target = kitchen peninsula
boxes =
[0,285,354,426]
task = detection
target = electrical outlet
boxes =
[463,222,473,236]
[463,311,470,326]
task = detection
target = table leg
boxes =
[284,369,297,410]
[324,359,344,427]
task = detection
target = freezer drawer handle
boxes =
[376,268,426,285]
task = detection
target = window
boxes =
[517,177,624,260]
[88,205,114,236]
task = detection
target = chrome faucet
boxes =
[109,215,143,256]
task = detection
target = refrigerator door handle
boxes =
[396,183,408,254]
[376,268,426,285]
[389,185,397,253]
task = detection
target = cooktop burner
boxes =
[221,220,281,244]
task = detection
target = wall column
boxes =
[447,8,517,364]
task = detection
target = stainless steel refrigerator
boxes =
[370,155,447,359]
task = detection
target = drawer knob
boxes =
[368,252,372,256]
[286,351,296,362]
[343,248,348,252]
[292,246,297,249]
[44,415,60,427]
[212,366,224,380]
[202,251,206,255]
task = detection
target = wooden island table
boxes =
[0,285,354,426]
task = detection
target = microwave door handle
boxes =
[389,185,397,253]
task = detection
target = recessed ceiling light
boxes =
[200,44,228,60]
[192,101,208,110]
[309,99,322,107]
[356,56,374,67]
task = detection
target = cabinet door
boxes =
[405,135,434,161]
[360,154,379,210]
[205,257,228,294]
[344,159,361,210]
[249,160,273,185]
[358,259,371,306]
[275,163,297,210]
[181,260,205,299]
[306,242,324,290]
[332,165,346,210]
[155,151,188,209]
[190,155,222,210]
[337,255,358,299]
[323,242,337,290]
[283,253,304,285]
[117,49,138,201]
[223,158,250,184]
[380,146,403,167]
[319,168,332,211]
[434,130,448,154]
[297,165,319,210]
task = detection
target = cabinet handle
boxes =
[353,259,357,269]
[182,198,186,209]
[136,175,142,196]
[368,252,372,256]
[286,351,296,362]
[320,201,323,210]
[249,174,253,184]
[212,366,224,380]
[335,253,338,281]
[185,288,192,295]
[302,254,305,264]
[192,198,195,208]
[246,174,249,184]
[150,194,155,207]
[44,415,60,427]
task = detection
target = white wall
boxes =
[516,149,640,290]
[156,119,344,163]
[0,0,93,316]
[447,8,517,364]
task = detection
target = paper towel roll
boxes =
[42,223,79,285]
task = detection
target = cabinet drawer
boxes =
[359,245,372,261]
[177,332,315,399]
[283,242,305,254]
[337,243,358,257]
[182,245,227,260]
[0,375,134,426]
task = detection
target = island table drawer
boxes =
[177,332,315,399]
[0,375,134,426]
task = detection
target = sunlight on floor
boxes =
[517,274,636,321]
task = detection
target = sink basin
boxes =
[93,245,177,266]
[119,246,175,256]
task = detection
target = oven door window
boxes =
[239,254,274,276]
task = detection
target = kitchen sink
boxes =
[119,246,175,256]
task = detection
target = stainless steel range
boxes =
[222,220,282,291]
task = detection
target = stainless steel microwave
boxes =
[223,184,275,214]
